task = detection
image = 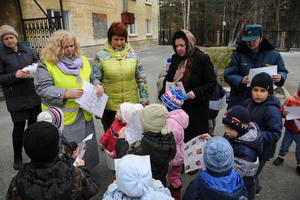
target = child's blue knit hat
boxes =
[204,136,234,176]
[160,89,188,111]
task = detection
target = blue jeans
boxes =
[279,128,300,165]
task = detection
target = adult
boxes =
[93,22,149,132]
[0,25,41,170]
[34,30,101,169]
[159,29,216,142]
[224,24,288,109]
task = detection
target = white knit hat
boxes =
[120,103,143,123]
[37,107,64,133]
[0,25,18,41]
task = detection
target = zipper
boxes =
[119,60,124,103]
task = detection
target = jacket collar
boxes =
[236,37,275,54]
[3,43,28,54]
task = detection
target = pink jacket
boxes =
[167,109,189,167]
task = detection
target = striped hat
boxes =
[160,89,188,111]
[37,107,64,133]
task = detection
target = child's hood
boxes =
[236,122,263,155]
[261,95,281,109]
[168,109,189,129]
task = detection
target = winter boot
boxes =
[273,157,284,166]
[297,166,300,176]
[13,154,23,170]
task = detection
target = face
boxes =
[224,125,238,138]
[175,38,186,57]
[63,38,75,58]
[246,37,262,52]
[115,110,123,122]
[2,34,18,50]
[251,86,269,103]
[111,36,126,49]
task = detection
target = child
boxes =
[208,68,226,135]
[183,136,247,200]
[6,121,99,200]
[37,107,79,161]
[161,89,189,200]
[102,154,174,200]
[273,82,300,176]
[115,104,176,186]
[222,105,263,199]
[243,72,283,195]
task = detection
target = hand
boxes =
[272,74,282,83]
[118,127,126,139]
[76,159,85,167]
[15,70,29,79]
[199,133,212,140]
[95,84,104,97]
[107,151,115,158]
[282,110,289,116]
[187,91,195,99]
[64,88,84,98]
[99,143,105,151]
[71,145,80,159]
[241,75,249,84]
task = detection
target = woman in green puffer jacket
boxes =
[93,22,149,131]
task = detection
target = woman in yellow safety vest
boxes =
[93,22,150,132]
[34,30,103,169]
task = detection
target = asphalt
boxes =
[0,45,300,200]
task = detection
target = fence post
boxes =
[216,30,221,46]
[280,32,286,50]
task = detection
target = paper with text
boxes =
[166,81,186,94]
[75,81,108,118]
[209,95,227,111]
[247,65,277,87]
[104,149,115,170]
[284,106,300,120]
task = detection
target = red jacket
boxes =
[99,120,126,158]
[281,92,300,133]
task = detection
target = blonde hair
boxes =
[41,30,82,64]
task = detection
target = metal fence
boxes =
[22,16,63,55]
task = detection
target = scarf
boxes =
[57,56,83,76]
[173,29,196,82]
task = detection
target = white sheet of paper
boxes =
[184,136,207,173]
[104,149,115,170]
[284,106,300,120]
[22,63,38,78]
[73,149,86,167]
[81,134,93,143]
[209,95,227,111]
[247,65,277,87]
[166,81,186,94]
[294,120,300,130]
[75,81,108,118]
[114,155,151,171]
[125,110,144,145]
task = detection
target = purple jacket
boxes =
[167,109,189,167]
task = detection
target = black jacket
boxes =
[0,44,40,112]
[160,50,216,142]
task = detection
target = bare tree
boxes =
[181,0,191,30]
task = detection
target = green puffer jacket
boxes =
[93,41,149,111]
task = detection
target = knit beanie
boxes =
[160,89,188,111]
[120,103,143,123]
[140,104,170,135]
[116,155,152,199]
[203,136,234,176]
[250,72,273,94]
[0,25,18,41]
[222,105,250,136]
[37,107,64,133]
[24,121,59,162]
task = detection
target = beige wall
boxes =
[20,0,158,48]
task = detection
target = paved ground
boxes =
[0,45,300,199]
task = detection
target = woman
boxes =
[0,25,41,170]
[160,29,216,142]
[34,30,102,169]
[93,22,149,132]
[224,24,288,109]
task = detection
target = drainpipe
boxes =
[123,0,128,12]
[59,0,65,29]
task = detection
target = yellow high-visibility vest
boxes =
[42,56,92,125]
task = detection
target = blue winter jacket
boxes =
[243,95,283,160]
[183,169,247,200]
[224,38,288,108]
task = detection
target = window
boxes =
[128,19,137,36]
[145,0,151,5]
[47,9,70,31]
[146,20,152,35]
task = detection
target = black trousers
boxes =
[101,110,116,132]
[12,117,37,157]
